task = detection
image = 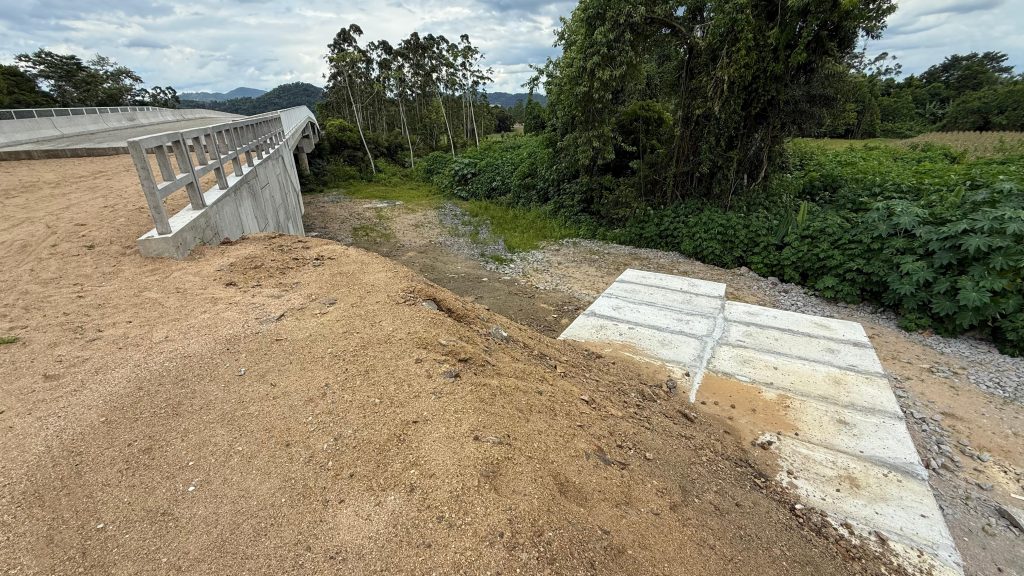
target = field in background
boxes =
[795,131,1024,157]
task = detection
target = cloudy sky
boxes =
[0,0,1020,95]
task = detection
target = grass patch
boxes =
[0,336,18,346]
[461,201,578,252]
[351,222,396,245]
[791,137,900,150]
[334,179,443,208]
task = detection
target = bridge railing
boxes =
[128,114,286,235]
[0,106,161,121]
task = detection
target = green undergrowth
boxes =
[333,178,443,208]
[307,135,1024,356]
[0,336,19,346]
[461,201,579,253]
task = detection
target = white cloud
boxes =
[0,0,1019,95]
[871,0,1022,75]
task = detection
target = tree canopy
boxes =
[319,24,498,171]
[809,51,1023,137]
[544,0,898,203]
[5,49,179,108]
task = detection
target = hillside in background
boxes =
[178,87,266,102]
[180,82,323,115]
[487,92,547,108]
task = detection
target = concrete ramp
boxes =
[560,269,962,576]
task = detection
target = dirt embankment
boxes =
[0,158,910,574]
[303,188,1024,576]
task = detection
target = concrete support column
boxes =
[296,151,310,176]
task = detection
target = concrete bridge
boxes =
[0,105,320,258]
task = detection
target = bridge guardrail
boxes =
[128,114,286,235]
[0,106,162,121]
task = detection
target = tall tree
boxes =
[0,64,54,108]
[545,0,897,203]
[326,24,377,174]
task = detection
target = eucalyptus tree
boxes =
[323,24,496,162]
[325,24,376,174]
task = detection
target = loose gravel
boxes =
[483,237,1024,404]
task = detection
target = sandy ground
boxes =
[0,157,914,575]
[304,191,1024,576]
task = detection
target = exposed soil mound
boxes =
[0,157,904,575]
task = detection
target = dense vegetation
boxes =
[813,51,1024,138]
[2,49,179,108]
[310,3,1024,356]
[409,136,1024,355]
[180,82,323,115]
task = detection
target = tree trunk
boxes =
[437,87,456,158]
[346,75,376,175]
[469,94,480,148]
[399,99,415,168]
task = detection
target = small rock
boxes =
[441,368,460,381]
[977,481,994,491]
[319,297,337,307]
[679,409,698,423]
[489,325,510,341]
[977,452,992,463]
[911,410,925,420]
[996,504,1024,530]
[237,368,246,377]
[754,433,779,450]
[930,414,943,422]
[665,378,678,392]
[421,300,439,311]
[644,452,653,461]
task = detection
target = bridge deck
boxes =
[0,117,243,153]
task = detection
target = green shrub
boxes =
[409,133,1024,355]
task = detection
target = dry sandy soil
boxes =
[0,157,914,575]
[304,191,1024,576]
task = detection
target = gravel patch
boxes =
[500,238,1024,404]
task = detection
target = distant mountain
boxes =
[178,87,267,102]
[180,83,323,116]
[487,92,547,108]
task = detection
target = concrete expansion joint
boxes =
[615,279,723,299]
[780,432,929,482]
[599,293,720,318]
[580,310,713,339]
[689,297,727,402]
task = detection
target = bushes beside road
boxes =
[415,135,1024,355]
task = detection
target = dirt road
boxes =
[0,157,911,574]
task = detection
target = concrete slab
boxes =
[560,313,707,376]
[725,301,870,343]
[708,345,902,416]
[558,269,963,576]
[720,322,885,375]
